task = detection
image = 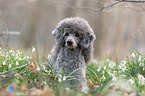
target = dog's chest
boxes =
[56,47,85,74]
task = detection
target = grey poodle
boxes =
[49,17,96,92]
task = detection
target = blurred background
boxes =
[0,0,145,61]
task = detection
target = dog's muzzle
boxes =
[67,40,73,46]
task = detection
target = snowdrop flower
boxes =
[16,50,21,55]
[97,68,101,72]
[63,76,66,81]
[16,61,19,66]
[58,78,62,82]
[138,55,142,62]
[59,74,62,78]
[47,53,52,60]
[9,50,15,54]
[102,75,106,80]
[121,60,126,65]
[32,47,35,53]
[36,67,40,71]
[14,73,19,77]
[128,79,134,84]
[42,81,46,85]
[103,66,106,70]
[131,52,135,57]
[42,65,46,70]
[15,56,18,60]
[138,74,145,85]
[9,64,12,68]
[3,61,6,65]
[112,76,117,81]
[108,71,113,77]
[122,67,126,72]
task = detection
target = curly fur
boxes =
[49,17,96,92]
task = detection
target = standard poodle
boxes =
[49,17,96,92]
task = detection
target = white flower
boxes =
[14,73,19,77]
[102,75,106,80]
[16,61,19,66]
[131,52,135,57]
[42,81,46,85]
[59,74,62,78]
[58,78,62,82]
[122,67,126,72]
[97,68,101,72]
[9,64,12,68]
[9,50,15,54]
[15,56,18,60]
[14,79,20,84]
[138,55,142,62]
[112,76,117,81]
[138,74,145,85]
[121,60,126,65]
[36,67,40,71]
[103,66,106,70]
[63,76,66,81]
[108,71,113,77]
[32,47,35,53]
[128,79,134,84]
[3,61,6,65]
[42,65,46,70]
[47,54,51,59]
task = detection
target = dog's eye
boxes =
[65,33,69,36]
[75,33,79,37]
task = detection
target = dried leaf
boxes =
[0,75,6,78]
[21,85,27,92]
[0,88,12,96]
[88,79,95,88]
[28,61,40,74]
[79,82,82,91]
[31,85,54,96]
[31,89,44,96]
[43,85,54,96]
[142,91,145,95]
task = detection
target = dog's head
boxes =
[52,17,96,49]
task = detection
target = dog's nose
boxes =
[67,40,73,45]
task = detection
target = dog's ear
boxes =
[52,28,64,45]
[80,32,96,49]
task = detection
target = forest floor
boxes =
[0,47,145,96]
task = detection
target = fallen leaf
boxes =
[142,91,145,95]
[21,85,27,92]
[88,79,95,88]
[30,85,54,96]
[31,89,44,96]
[28,61,40,74]
[0,75,6,78]
[0,88,13,96]
[79,82,82,91]
[43,85,54,96]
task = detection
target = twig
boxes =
[62,1,122,12]
[100,1,122,11]
[0,31,21,35]
[115,0,145,2]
